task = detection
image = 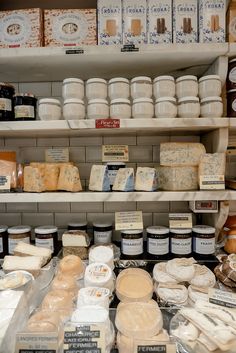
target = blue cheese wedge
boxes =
[135,167,157,191]
[113,168,134,191]
[156,165,198,191]
[57,165,82,192]
[89,165,110,191]
[199,153,226,176]
[24,166,45,192]
[160,142,206,166]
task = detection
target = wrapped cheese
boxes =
[135,167,157,191]
[89,165,110,191]
[113,168,134,191]
[160,142,206,166]
[156,165,198,191]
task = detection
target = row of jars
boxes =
[38,95,223,121]
[62,75,222,101]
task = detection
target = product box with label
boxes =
[147,0,172,44]
[199,0,226,43]
[44,9,97,47]
[98,0,122,45]
[227,0,236,42]
[122,0,147,45]
[173,0,198,43]
[0,8,43,48]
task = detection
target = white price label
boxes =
[102,145,129,162]
[115,211,143,231]
[0,175,10,192]
[169,213,192,229]
[200,175,225,190]
[208,288,236,308]
[45,148,69,163]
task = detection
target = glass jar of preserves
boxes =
[13,93,37,121]
[8,225,31,254]
[35,225,59,256]
[121,229,143,259]
[0,83,15,121]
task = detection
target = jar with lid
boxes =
[110,99,131,119]
[13,94,37,121]
[200,97,223,118]
[63,99,85,120]
[8,225,31,255]
[38,99,61,120]
[107,162,126,189]
[93,223,113,245]
[170,229,192,257]
[87,99,109,119]
[199,75,221,99]
[68,222,88,232]
[153,76,175,99]
[35,225,59,256]
[155,97,177,118]
[62,78,84,100]
[192,225,215,258]
[86,78,107,100]
[108,78,130,100]
[227,59,236,91]
[227,89,236,117]
[0,83,15,121]
[0,225,8,258]
[121,229,143,259]
[178,97,200,118]
[147,226,169,259]
[176,75,198,99]
[131,77,152,99]
[132,98,154,119]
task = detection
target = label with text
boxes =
[121,44,139,52]
[102,145,129,162]
[96,119,120,129]
[208,288,236,308]
[169,213,192,229]
[200,175,225,190]
[115,211,143,231]
[135,342,176,353]
[0,175,10,192]
[45,148,69,163]
[15,332,58,353]
[65,48,84,54]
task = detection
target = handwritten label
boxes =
[102,145,129,162]
[96,119,120,129]
[200,175,225,190]
[45,148,69,163]
[208,288,236,308]
[15,332,58,353]
[115,211,143,231]
[169,213,192,229]
[0,175,10,192]
[135,343,176,353]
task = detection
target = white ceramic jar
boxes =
[131,76,152,99]
[178,97,200,118]
[153,76,175,99]
[87,99,109,119]
[86,78,107,100]
[199,75,222,99]
[108,78,130,100]
[200,97,223,118]
[63,99,85,120]
[132,98,154,119]
[176,75,198,99]
[62,78,84,100]
[110,99,131,119]
[155,97,177,118]
[38,98,61,120]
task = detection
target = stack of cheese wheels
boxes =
[84,262,115,292]
[77,287,110,310]
[89,246,114,270]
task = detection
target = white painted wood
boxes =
[201,127,229,153]
[203,56,228,86]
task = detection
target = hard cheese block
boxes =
[113,168,134,191]
[160,142,206,166]
[199,153,226,176]
[156,165,198,191]
[89,165,110,191]
[57,165,82,192]
[62,230,90,247]
[135,167,157,191]
[24,166,45,192]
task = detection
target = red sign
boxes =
[96,119,120,129]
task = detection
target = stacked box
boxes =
[122,0,147,45]
[147,0,172,44]
[98,0,122,45]
[173,0,198,43]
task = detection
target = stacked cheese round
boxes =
[58,255,84,279]
[84,262,115,292]
[89,246,114,270]
[77,287,110,310]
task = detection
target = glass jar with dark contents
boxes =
[35,226,59,257]
[147,226,170,259]
[13,93,37,121]
[0,225,8,258]
[0,83,15,121]
[192,225,216,259]
[121,229,143,259]
[170,228,192,258]
[68,222,88,232]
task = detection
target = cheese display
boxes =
[77,287,110,310]
[153,262,178,284]
[89,165,110,191]
[84,262,114,292]
[156,283,188,306]
[14,242,52,266]
[112,168,135,191]
[135,167,158,191]
[62,230,90,259]
[160,142,206,166]
[89,245,114,270]
[156,165,198,191]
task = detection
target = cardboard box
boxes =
[98,0,122,45]
[122,0,147,45]
[147,0,172,44]
[227,1,236,42]
[199,0,226,43]
[0,8,43,48]
[44,9,97,47]
[173,0,198,43]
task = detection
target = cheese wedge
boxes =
[14,242,52,266]
[89,165,110,191]
[112,168,134,191]
[160,142,206,166]
[135,167,157,191]
[57,165,82,192]
[3,256,45,271]
[24,166,45,192]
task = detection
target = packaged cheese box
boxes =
[98,0,122,45]
[122,0,147,45]
[147,0,172,44]
[173,0,198,43]
[44,9,97,47]
[0,8,43,48]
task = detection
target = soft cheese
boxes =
[14,242,52,265]
[135,167,157,191]
[89,165,110,191]
[112,168,134,191]
[3,256,45,271]
[157,165,198,191]
[160,142,206,166]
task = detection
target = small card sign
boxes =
[0,175,10,192]
[96,119,120,129]
[199,175,225,190]
[208,288,236,308]
[135,343,176,353]
[63,324,105,353]
[121,44,139,52]
[65,47,84,54]
[169,213,193,229]
[102,145,129,162]
[115,211,143,231]
[15,332,58,353]
[45,148,69,163]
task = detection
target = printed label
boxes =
[98,0,122,45]
[0,238,3,253]
[193,200,218,212]
[45,148,69,163]
[53,13,89,44]
[14,105,35,119]
[122,238,143,255]
[88,264,109,280]
[208,288,236,308]
[102,145,129,162]
[0,175,10,192]
[15,332,58,352]
[36,237,54,252]
[94,230,112,244]
[148,0,172,44]
[173,0,198,43]
[199,175,225,190]
[169,213,192,229]
[96,119,120,129]
[9,237,30,254]
[148,238,169,255]
[171,238,192,255]
[115,211,143,231]
[135,342,176,353]
[194,237,215,255]
[0,98,12,111]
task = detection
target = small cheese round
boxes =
[27,311,61,332]
[77,287,110,310]
[188,285,208,305]
[41,289,74,310]
[58,255,84,278]
[156,284,188,305]
[84,262,114,292]
[153,263,178,284]
[166,258,196,282]
[89,246,114,269]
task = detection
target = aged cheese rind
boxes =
[135,167,157,191]
[89,165,110,191]
[199,153,226,176]
[156,165,198,191]
[160,142,206,166]
[113,168,134,191]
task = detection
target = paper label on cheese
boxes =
[15,332,58,352]
[0,175,10,192]
[102,145,129,162]
[200,175,225,190]
[115,211,143,231]
[169,213,192,229]
[45,148,69,163]
[135,342,176,353]
[208,288,236,308]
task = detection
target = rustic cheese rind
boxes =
[199,153,226,176]
[160,142,206,166]
[135,167,157,191]
[156,165,198,191]
[113,168,134,191]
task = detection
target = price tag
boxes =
[45,148,69,163]
[96,119,120,129]
[115,211,143,231]
[121,44,139,52]
[0,175,10,192]
[169,213,192,229]
[15,332,58,353]
[134,343,176,353]
[208,288,236,308]
[199,175,225,190]
[65,48,84,54]
[63,324,105,353]
[102,145,129,162]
